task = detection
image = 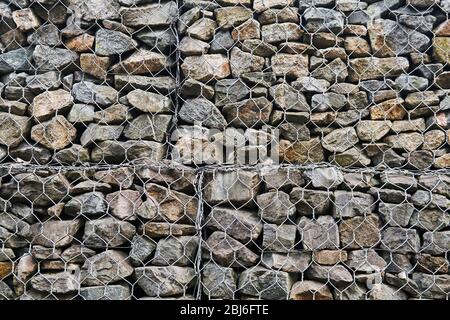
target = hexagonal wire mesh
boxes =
[0,0,449,300]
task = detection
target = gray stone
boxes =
[422,231,450,255]
[33,45,78,71]
[368,283,408,300]
[206,207,263,243]
[215,7,253,29]
[290,187,332,216]
[204,231,259,267]
[64,192,107,217]
[304,167,344,190]
[311,92,346,112]
[356,120,392,142]
[215,79,249,106]
[106,190,142,221]
[378,202,415,227]
[223,97,273,128]
[152,236,198,266]
[61,245,96,264]
[271,53,309,79]
[114,75,176,93]
[67,104,95,124]
[72,82,118,106]
[134,266,195,297]
[381,227,421,253]
[348,57,409,81]
[31,271,79,294]
[120,2,177,27]
[242,39,277,57]
[238,266,294,300]
[269,83,309,112]
[53,144,90,165]
[209,30,234,53]
[1,173,69,206]
[298,216,339,251]
[187,18,216,41]
[123,114,172,142]
[0,213,31,238]
[31,89,73,121]
[0,47,33,74]
[70,0,120,21]
[10,142,51,164]
[135,29,177,52]
[80,124,123,147]
[345,249,387,273]
[179,98,227,129]
[261,23,303,44]
[256,191,296,224]
[95,29,137,56]
[111,50,171,75]
[181,54,231,82]
[202,262,237,299]
[80,285,131,300]
[395,75,429,92]
[412,273,450,299]
[368,19,430,57]
[0,112,31,147]
[311,58,348,83]
[410,209,450,232]
[262,224,297,252]
[30,220,82,248]
[333,191,375,218]
[306,265,353,286]
[204,170,261,206]
[81,250,134,286]
[230,47,265,77]
[82,217,136,248]
[262,252,311,273]
[322,127,358,153]
[143,183,198,223]
[129,235,157,267]
[303,8,344,33]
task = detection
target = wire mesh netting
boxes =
[0,0,449,300]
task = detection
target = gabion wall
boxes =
[0,0,449,300]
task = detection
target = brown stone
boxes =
[370,98,407,120]
[313,250,348,265]
[65,34,95,52]
[31,115,77,150]
[0,262,12,279]
[339,214,381,249]
[80,54,111,79]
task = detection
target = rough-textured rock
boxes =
[120,2,177,27]
[206,207,263,243]
[298,216,339,250]
[306,265,353,286]
[290,280,333,300]
[238,266,294,299]
[31,116,77,150]
[134,266,195,297]
[82,218,136,248]
[81,250,134,286]
[381,227,421,253]
[30,220,82,248]
[0,112,31,147]
[204,231,259,267]
[152,236,198,266]
[339,214,381,249]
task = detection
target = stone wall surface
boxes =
[0,0,449,300]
